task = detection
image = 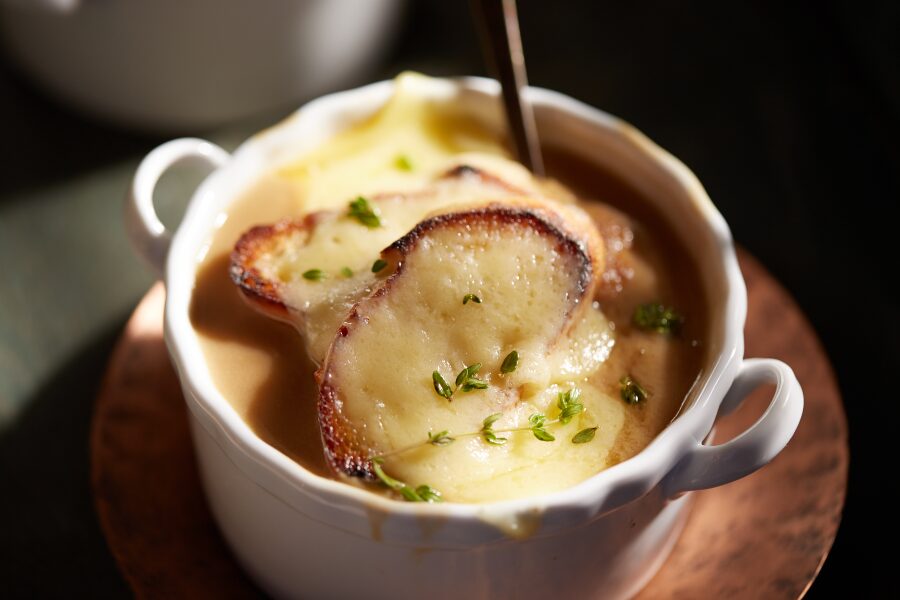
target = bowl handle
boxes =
[663,358,804,496]
[125,138,230,279]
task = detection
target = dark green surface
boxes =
[0,45,271,597]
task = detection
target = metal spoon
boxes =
[471,0,545,176]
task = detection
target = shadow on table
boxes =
[0,319,131,597]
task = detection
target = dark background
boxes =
[1,0,897,597]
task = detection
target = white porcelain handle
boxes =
[664,358,803,495]
[125,138,230,279]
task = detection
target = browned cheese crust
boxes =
[315,206,596,479]
[228,165,527,320]
[228,165,613,316]
[229,217,315,320]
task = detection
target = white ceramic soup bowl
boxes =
[126,76,803,600]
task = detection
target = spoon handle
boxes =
[472,0,544,176]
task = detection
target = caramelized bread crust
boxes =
[229,168,608,317]
[316,206,596,479]
[229,217,314,319]
[382,206,594,301]
[228,165,524,318]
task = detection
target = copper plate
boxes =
[91,250,848,598]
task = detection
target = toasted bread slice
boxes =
[315,207,624,500]
[230,165,603,363]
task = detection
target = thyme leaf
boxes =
[432,371,453,400]
[483,430,508,445]
[302,269,326,281]
[528,413,555,441]
[415,485,443,502]
[371,458,442,503]
[528,413,547,427]
[557,387,584,424]
[347,196,381,228]
[500,350,519,374]
[455,363,481,386]
[427,430,455,446]
[572,427,598,444]
[461,380,489,392]
[620,375,648,405]
[455,363,488,392]
[482,413,503,428]
[462,293,482,305]
[633,302,684,334]
[481,413,508,445]
[532,427,556,442]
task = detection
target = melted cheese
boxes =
[225,74,646,503]
[256,169,548,362]
[322,211,623,502]
[277,73,517,212]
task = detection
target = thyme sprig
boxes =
[371,458,442,503]
[432,363,489,400]
[478,411,561,444]
[371,385,601,501]
[369,387,596,501]
[379,387,590,465]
